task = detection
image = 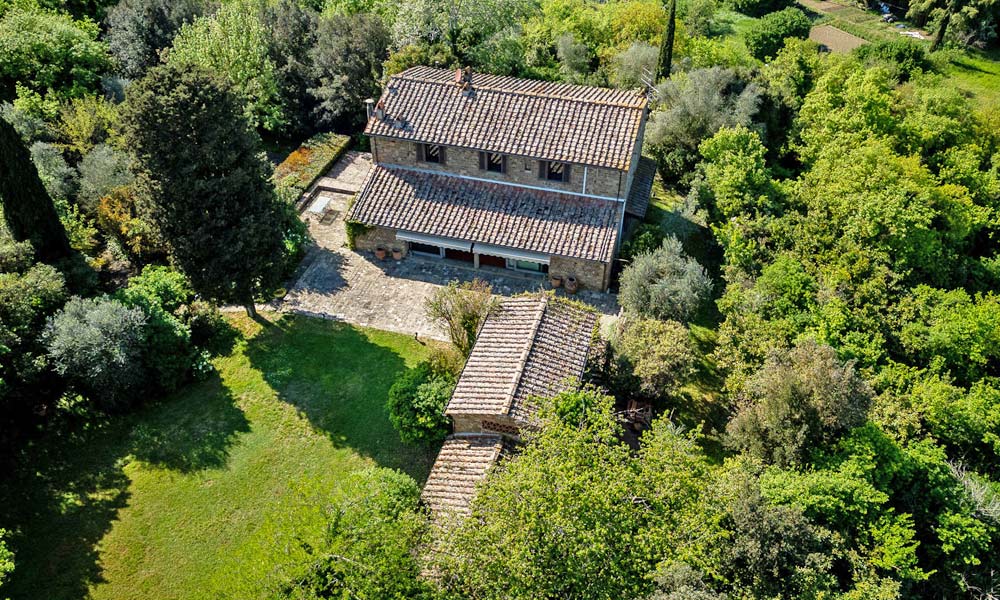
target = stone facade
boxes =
[372,137,627,200]
[451,413,524,440]
[549,255,611,291]
[353,225,406,256]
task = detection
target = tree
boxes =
[387,360,455,445]
[619,236,713,321]
[106,0,204,80]
[656,0,677,81]
[121,63,289,317]
[432,389,713,600]
[726,340,873,466]
[742,7,811,61]
[77,144,133,214]
[424,279,495,356]
[0,5,110,103]
[44,296,148,411]
[260,467,433,599]
[907,0,986,51]
[263,0,318,136]
[0,528,12,589]
[613,317,697,400]
[0,116,72,263]
[310,12,390,129]
[167,0,286,132]
[645,67,762,185]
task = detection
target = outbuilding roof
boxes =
[421,434,509,516]
[446,295,597,422]
[346,165,620,263]
[365,66,647,171]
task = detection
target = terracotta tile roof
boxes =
[625,156,656,219]
[421,434,508,516]
[365,66,647,171]
[346,165,620,263]
[447,295,597,422]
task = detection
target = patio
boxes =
[280,152,620,340]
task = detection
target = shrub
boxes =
[425,279,496,357]
[726,0,793,17]
[117,265,194,313]
[183,300,236,355]
[115,266,200,392]
[619,237,713,321]
[684,0,717,37]
[45,297,148,412]
[621,223,667,262]
[613,317,696,400]
[77,144,133,214]
[853,40,930,82]
[387,361,456,445]
[743,8,811,61]
[725,340,872,466]
[273,131,351,198]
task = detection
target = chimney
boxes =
[374,99,386,120]
[364,98,375,120]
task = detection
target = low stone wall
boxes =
[550,255,610,291]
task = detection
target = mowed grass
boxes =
[0,314,438,600]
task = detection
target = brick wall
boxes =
[550,255,611,291]
[372,137,626,200]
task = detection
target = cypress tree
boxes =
[0,117,72,263]
[657,0,677,82]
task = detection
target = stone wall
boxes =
[353,225,406,256]
[372,137,626,200]
[450,413,524,440]
[549,255,611,291]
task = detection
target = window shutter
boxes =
[538,161,546,179]
[439,146,446,165]
[564,164,572,183]
[479,152,486,170]
[501,155,508,174]
[415,143,424,162]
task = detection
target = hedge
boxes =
[273,132,351,198]
[743,7,812,61]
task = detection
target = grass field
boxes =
[0,314,438,600]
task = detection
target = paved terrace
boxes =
[279,152,619,341]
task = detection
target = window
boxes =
[539,160,570,182]
[508,259,549,274]
[479,151,506,174]
[417,143,444,164]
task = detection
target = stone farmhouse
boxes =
[421,295,598,516]
[347,66,656,291]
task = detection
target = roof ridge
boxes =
[390,70,646,110]
[503,296,548,417]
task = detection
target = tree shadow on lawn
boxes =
[244,314,437,484]
[0,371,249,600]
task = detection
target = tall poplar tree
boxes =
[0,117,72,263]
[121,63,288,317]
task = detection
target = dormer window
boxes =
[539,160,571,183]
[417,143,445,164]
[479,152,506,174]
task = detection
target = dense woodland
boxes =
[1,0,999,597]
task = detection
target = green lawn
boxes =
[0,314,438,600]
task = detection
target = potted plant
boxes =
[565,275,578,294]
[391,247,403,260]
[375,246,387,260]
[549,274,563,288]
